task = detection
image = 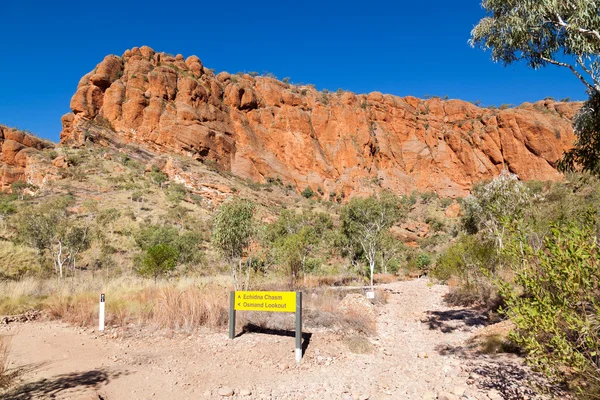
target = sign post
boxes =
[99,293,105,331]
[229,291,236,340]
[229,290,303,362]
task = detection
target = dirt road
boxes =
[0,279,565,399]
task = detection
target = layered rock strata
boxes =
[61,46,580,197]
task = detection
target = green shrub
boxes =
[432,235,496,283]
[0,241,42,279]
[500,213,600,396]
[301,186,315,199]
[439,197,453,208]
[415,253,432,270]
[135,243,179,281]
[151,166,168,186]
[166,182,187,203]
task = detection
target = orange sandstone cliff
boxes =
[0,125,55,190]
[60,46,580,197]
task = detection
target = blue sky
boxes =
[0,0,586,142]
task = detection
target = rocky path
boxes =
[0,279,565,399]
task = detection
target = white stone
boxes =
[218,386,234,397]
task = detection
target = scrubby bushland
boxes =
[431,172,600,397]
[501,213,600,397]
[265,210,335,288]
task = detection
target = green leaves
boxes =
[266,210,333,287]
[559,90,600,175]
[211,198,256,290]
[501,211,600,393]
[212,198,256,262]
[472,0,600,178]
[136,243,179,281]
[340,191,405,285]
[134,223,203,267]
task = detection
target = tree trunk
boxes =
[370,259,375,290]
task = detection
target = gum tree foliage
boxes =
[377,231,406,275]
[16,196,90,279]
[470,0,600,174]
[266,210,333,288]
[134,224,203,266]
[135,243,179,282]
[461,171,530,251]
[212,198,256,290]
[340,191,405,289]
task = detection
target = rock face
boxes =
[61,46,580,197]
[0,125,55,190]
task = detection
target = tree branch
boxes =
[540,56,596,91]
[556,13,600,44]
[577,56,597,84]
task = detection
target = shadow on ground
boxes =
[470,359,570,400]
[424,308,488,333]
[239,323,312,354]
[2,368,127,400]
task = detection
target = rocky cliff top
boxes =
[60,46,580,197]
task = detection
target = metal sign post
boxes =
[229,290,303,363]
[229,291,236,340]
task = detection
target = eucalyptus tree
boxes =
[470,0,600,173]
[340,191,405,290]
[212,198,256,290]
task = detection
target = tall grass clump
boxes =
[0,334,12,390]
[0,275,231,332]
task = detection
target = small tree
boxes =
[134,223,202,268]
[135,243,179,282]
[461,171,530,251]
[15,196,80,278]
[212,198,256,290]
[340,191,405,290]
[266,210,332,288]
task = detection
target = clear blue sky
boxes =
[0,0,586,142]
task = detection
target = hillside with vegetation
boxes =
[1,11,600,395]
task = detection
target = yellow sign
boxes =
[234,291,296,313]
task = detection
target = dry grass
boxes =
[0,275,231,332]
[344,335,374,354]
[236,287,380,336]
[0,274,383,336]
[0,334,12,390]
[373,273,398,284]
[467,320,518,354]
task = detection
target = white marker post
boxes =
[99,293,105,331]
[295,291,302,363]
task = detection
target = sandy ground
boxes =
[0,279,566,400]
